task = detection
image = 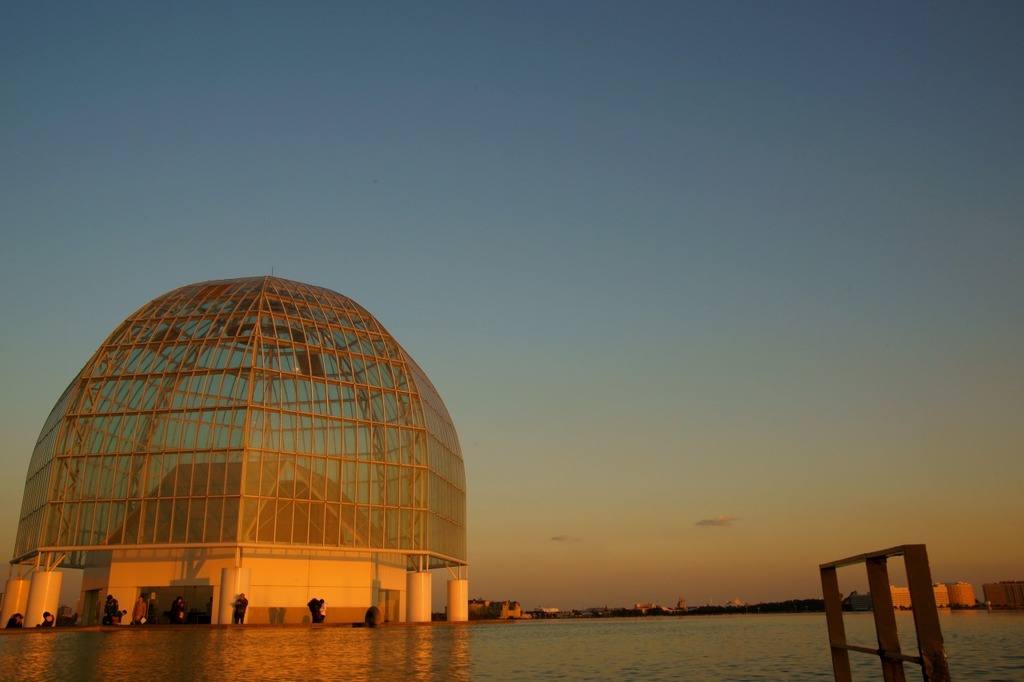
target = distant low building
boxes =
[983,581,1024,608]
[881,582,974,610]
[847,591,873,611]
[468,598,521,619]
[932,584,949,608]
[944,582,976,608]
[889,585,913,609]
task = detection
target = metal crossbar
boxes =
[820,544,950,682]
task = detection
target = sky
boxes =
[1,2,1022,611]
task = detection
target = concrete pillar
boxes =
[25,572,63,628]
[1,579,30,626]
[218,567,252,624]
[447,578,469,622]
[406,571,432,623]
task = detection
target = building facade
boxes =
[3,277,468,627]
[983,581,1024,608]
[944,582,976,608]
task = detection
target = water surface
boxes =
[2,611,1021,681]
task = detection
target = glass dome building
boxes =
[4,277,468,626]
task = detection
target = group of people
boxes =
[101,594,188,625]
[95,593,245,625]
[307,597,327,623]
[5,593,345,628]
[5,612,54,628]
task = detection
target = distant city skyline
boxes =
[3,2,1022,612]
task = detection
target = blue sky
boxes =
[2,2,1022,609]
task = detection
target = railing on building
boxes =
[820,544,950,682]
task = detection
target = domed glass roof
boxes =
[14,277,466,567]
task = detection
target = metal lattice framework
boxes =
[13,277,466,571]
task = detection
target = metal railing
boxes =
[820,544,950,681]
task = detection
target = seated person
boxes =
[5,613,24,628]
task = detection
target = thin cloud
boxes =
[696,515,741,527]
[550,535,582,543]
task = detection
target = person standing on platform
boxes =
[131,596,148,624]
[307,597,320,623]
[169,596,186,624]
[319,599,326,623]
[233,593,248,624]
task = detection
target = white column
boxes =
[25,572,63,628]
[406,571,432,623]
[218,567,252,624]
[447,579,469,622]
[1,579,30,626]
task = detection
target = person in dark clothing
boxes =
[5,613,23,628]
[38,612,55,627]
[102,595,120,625]
[232,593,248,625]
[169,596,186,624]
[307,597,321,623]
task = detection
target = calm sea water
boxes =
[2,611,1022,681]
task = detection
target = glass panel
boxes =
[225,451,243,495]
[385,509,398,549]
[326,384,342,416]
[294,456,310,499]
[174,454,192,496]
[280,413,295,452]
[192,454,209,496]
[313,417,327,456]
[142,500,158,544]
[292,501,309,545]
[328,420,342,456]
[357,462,369,505]
[170,499,188,542]
[385,465,399,506]
[220,497,238,542]
[344,504,359,545]
[187,498,206,542]
[344,424,357,457]
[369,508,383,548]
[277,455,295,499]
[310,456,326,501]
[297,415,312,453]
[257,498,275,542]
[324,503,339,546]
[122,501,141,544]
[156,499,174,543]
[275,500,292,543]
[259,453,278,497]
[341,460,356,504]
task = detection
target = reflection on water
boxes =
[0,625,473,682]
[1,612,1021,681]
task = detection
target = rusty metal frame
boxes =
[820,544,950,682]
